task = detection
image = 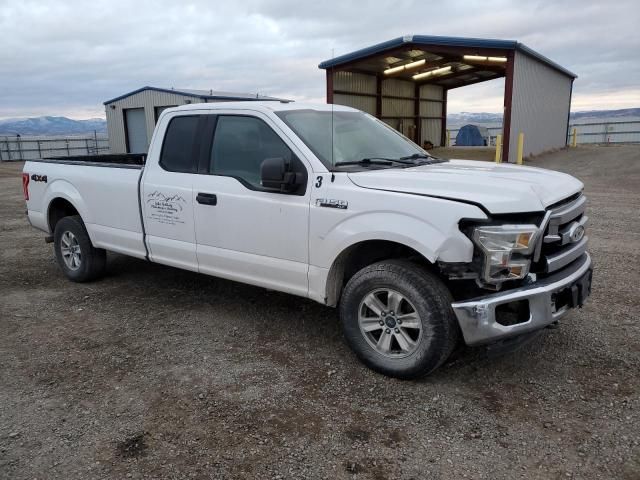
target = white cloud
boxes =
[0,0,638,119]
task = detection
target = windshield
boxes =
[276,109,426,169]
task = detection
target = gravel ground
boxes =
[1,145,639,479]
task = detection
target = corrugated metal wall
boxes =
[334,72,376,94]
[508,51,573,161]
[333,72,376,115]
[105,90,202,153]
[381,78,413,97]
[331,72,446,145]
[381,79,414,138]
[333,94,376,115]
[419,85,444,146]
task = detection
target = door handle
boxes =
[196,192,217,206]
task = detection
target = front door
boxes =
[191,113,311,296]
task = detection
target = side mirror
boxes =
[260,157,300,192]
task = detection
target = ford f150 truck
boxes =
[22,102,592,378]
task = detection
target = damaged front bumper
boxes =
[451,253,593,346]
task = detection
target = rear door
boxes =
[141,113,205,271]
[191,112,311,296]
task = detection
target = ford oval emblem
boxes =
[568,223,585,243]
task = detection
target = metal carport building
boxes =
[319,35,577,162]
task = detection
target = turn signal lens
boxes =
[516,232,533,249]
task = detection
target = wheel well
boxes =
[48,198,79,233]
[325,240,433,307]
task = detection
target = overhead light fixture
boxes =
[463,55,507,63]
[384,59,426,75]
[412,65,452,80]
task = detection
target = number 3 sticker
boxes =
[315,176,323,188]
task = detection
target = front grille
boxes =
[534,194,588,274]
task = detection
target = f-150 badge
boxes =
[315,198,348,209]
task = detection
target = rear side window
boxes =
[210,116,296,188]
[159,116,200,173]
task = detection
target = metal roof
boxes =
[104,86,289,105]
[319,35,577,79]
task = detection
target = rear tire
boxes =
[53,215,106,282]
[339,259,459,379]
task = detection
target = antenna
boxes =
[330,46,336,168]
[331,97,335,167]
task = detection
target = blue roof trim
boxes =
[318,35,576,79]
[103,86,287,105]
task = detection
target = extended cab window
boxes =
[210,115,305,192]
[159,115,200,173]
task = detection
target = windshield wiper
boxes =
[334,155,447,169]
[399,153,448,164]
[400,153,432,160]
[334,158,396,167]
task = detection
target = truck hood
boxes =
[347,159,584,214]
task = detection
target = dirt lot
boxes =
[434,146,496,161]
[1,146,639,479]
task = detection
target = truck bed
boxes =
[30,153,146,168]
[23,155,147,259]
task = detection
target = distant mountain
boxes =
[0,116,107,136]
[447,108,640,126]
[447,112,503,125]
[570,108,640,120]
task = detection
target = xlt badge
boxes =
[316,198,348,210]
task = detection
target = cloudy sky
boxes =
[1,0,639,119]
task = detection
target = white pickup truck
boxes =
[22,102,592,378]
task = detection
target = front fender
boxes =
[312,210,477,269]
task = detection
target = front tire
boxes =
[339,259,459,379]
[53,215,106,282]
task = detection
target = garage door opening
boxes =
[123,108,148,154]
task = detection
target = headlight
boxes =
[473,225,539,283]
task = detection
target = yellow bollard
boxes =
[495,134,502,163]
[516,132,524,165]
[446,129,451,147]
[571,128,577,147]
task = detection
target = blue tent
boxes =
[455,124,488,146]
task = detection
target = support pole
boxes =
[440,89,448,147]
[495,134,502,163]
[516,132,524,165]
[571,128,577,147]
[446,129,451,147]
[502,52,515,162]
[414,83,421,145]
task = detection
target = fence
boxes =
[567,120,640,145]
[0,135,109,161]
[446,120,640,147]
